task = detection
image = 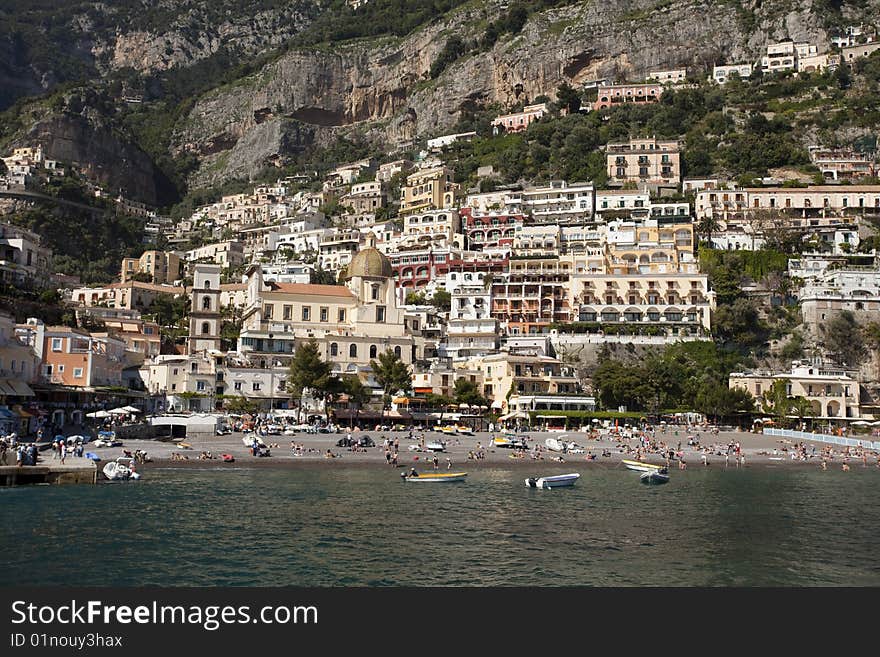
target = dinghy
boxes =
[640,469,670,485]
[622,459,663,473]
[400,471,467,483]
[525,473,580,489]
[102,457,141,481]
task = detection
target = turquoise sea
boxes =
[2,466,878,586]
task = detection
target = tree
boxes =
[761,379,793,425]
[453,378,488,408]
[371,349,412,421]
[287,340,332,421]
[822,310,867,367]
[342,375,372,428]
[555,82,582,114]
[429,289,451,312]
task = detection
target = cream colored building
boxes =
[120,250,182,284]
[465,353,580,409]
[399,166,460,215]
[729,362,864,421]
[238,247,415,373]
[183,241,245,270]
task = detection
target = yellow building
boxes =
[120,251,182,285]
[399,166,460,215]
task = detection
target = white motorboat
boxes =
[525,473,580,489]
[622,459,663,473]
[424,441,447,452]
[102,457,141,481]
[455,425,474,435]
[545,438,565,452]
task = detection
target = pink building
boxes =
[594,84,663,110]
[491,104,548,134]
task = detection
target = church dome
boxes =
[344,247,393,279]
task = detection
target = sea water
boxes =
[2,466,878,586]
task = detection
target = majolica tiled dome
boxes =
[344,247,393,279]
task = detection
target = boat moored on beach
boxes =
[400,471,467,483]
[622,459,663,473]
[525,473,580,489]
[102,457,141,481]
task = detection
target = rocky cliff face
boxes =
[173,0,852,188]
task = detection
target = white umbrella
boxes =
[121,406,141,413]
[108,407,132,414]
[86,410,111,418]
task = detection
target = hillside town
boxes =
[3,35,880,440]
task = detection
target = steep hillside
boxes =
[172,0,879,187]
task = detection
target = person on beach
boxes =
[391,452,398,467]
[0,438,7,465]
[432,455,439,470]
[446,457,452,470]
[60,440,66,464]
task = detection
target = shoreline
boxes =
[74,428,878,476]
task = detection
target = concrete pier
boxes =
[0,457,97,486]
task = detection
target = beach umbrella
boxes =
[121,406,141,413]
[86,410,111,418]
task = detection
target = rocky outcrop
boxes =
[173,0,852,188]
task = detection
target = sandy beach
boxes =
[80,427,880,472]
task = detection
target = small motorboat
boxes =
[221,454,235,463]
[640,469,670,485]
[525,473,580,489]
[622,459,663,473]
[455,425,474,435]
[400,471,467,483]
[102,457,141,481]
[439,425,458,436]
[424,441,446,452]
[545,438,565,452]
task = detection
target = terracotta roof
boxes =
[267,283,355,298]
[221,283,247,291]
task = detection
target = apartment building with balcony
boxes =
[799,268,880,333]
[36,324,126,388]
[515,180,595,223]
[0,222,52,288]
[459,207,521,249]
[606,137,681,187]
[729,361,864,421]
[711,63,753,84]
[183,240,245,270]
[399,166,460,215]
[491,103,548,134]
[466,353,579,408]
[594,83,663,110]
[571,271,713,334]
[120,250,182,284]
[809,147,876,181]
[390,248,453,290]
[0,312,38,401]
[402,208,462,243]
[491,257,573,335]
[761,41,817,73]
[340,181,385,215]
[318,229,362,273]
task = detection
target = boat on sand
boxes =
[525,473,580,489]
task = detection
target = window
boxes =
[330,343,338,357]
[73,368,83,379]
[51,338,63,352]
[283,305,292,320]
[202,296,211,310]
[234,381,242,391]
[349,344,357,358]
[196,381,206,392]
[320,307,328,322]
[201,322,210,335]
[58,365,65,373]
[338,309,346,322]
[302,306,311,321]
[252,382,261,392]
[371,285,380,300]
[376,306,386,323]
[204,280,211,289]
[264,304,273,319]
[394,346,402,358]
[369,345,378,358]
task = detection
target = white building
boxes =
[711,64,753,84]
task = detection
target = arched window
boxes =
[394,346,402,358]
[201,322,210,335]
[349,344,357,358]
[369,345,378,359]
[202,296,211,310]
[204,280,211,289]
[330,343,338,357]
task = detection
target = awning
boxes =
[0,380,17,395]
[8,380,35,397]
